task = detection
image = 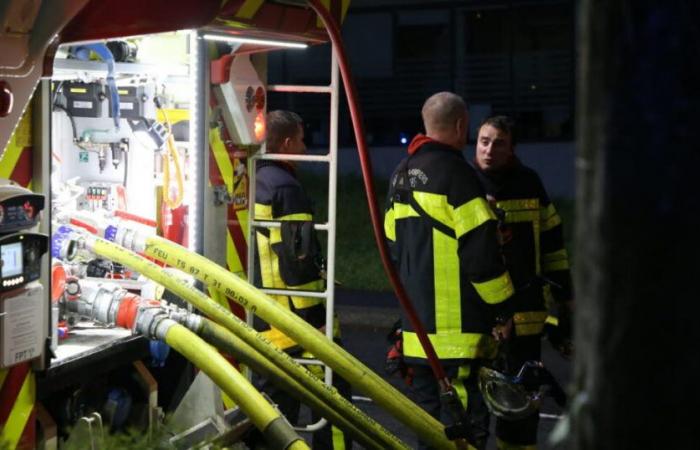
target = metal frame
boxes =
[246,48,340,433]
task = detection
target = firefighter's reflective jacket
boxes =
[253,160,328,350]
[473,159,573,337]
[384,136,515,363]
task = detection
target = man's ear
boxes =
[281,136,292,152]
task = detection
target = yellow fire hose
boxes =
[140,236,454,449]
[197,318,389,450]
[162,323,308,450]
[88,236,408,450]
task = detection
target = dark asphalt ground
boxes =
[295,289,572,449]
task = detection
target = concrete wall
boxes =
[310,141,576,200]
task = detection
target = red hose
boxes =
[307,0,449,389]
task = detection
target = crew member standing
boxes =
[473,115,573,450]
[253,109,350,450]
[384,92,515,449]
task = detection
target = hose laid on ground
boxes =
[85,235,409,450]
[139,235,453,450]
[196,318,388,450]
[161,322,307,450]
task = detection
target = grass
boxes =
[299,171,575,293]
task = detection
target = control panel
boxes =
[0,185,44,233]
[0,233,47,293]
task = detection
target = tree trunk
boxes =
[573,1,700,448]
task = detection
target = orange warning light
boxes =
[254,111,266,142]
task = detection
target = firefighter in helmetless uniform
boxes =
[472,115,574,450]
[384,92,516,450]
[251,110,351,449]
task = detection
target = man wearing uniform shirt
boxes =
[252,110,350,450]
[472,115,574,450]
[384,92,516,449]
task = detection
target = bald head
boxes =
[421,92,469,149]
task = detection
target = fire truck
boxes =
[0,0,479,448]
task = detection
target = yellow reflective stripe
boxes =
[0,368,8,387]
[393,202,420,219]
[254,203,272,220]
[226,231,244,275]
[454,197,496,238]
[403,331,498,359]
[0,110,30,179]
[413,191,453,229]
[543,248,570,271]
[332,425,346,450]
[433,229,461,335]
[269,228,282,245]
[471,271,514,304]
[3,371,34,449]
[207,286,228,309]
[542,248,568,263]
[496,199,539,211]
[261,327,298,350]
[504,210,539,223]
[540,203,557,221]
[452,377,468,410]
[544,259,570,271]
[236,209,249,244]
[236,0,264,19]
[209,127,234,192]
[277,213,313,221]
[256,231,282,288]
[514,311,548,336]
[545,315,559,326]
[384,207,396,241]
[514,311,549,324]
[496,438,538,450]
[541,203,562,231]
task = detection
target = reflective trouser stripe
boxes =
[451,365,471,410]
[404,331,497,360]
[496,438,538,450]
[513,311,549,336]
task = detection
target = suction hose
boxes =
[161,323,307,450]
[61,278,306,450]
[137,235,454,449]
[194,317,392,450]
[78,233,409,450]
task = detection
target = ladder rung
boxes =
[259,288,328,298]
[268,84,332,94]
[293,358,324,366]
[253,153,329,163]
[250,220,328,231]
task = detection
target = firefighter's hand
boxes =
[492,318,513,341]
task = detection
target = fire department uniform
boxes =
[253,160,350,450]
[473,158,573,450]
[384,135,515,449]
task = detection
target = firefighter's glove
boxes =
[384,320,414,386]
[544,315,573,359]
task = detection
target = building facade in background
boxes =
[268,0,575,147]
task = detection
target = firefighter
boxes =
[251,110,351,449]
[384,92,516,449]
[472,115,574,450]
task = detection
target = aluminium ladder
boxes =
[246,49,341,433]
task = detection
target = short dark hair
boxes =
[266,110,303,153]
[480,115,517,146]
